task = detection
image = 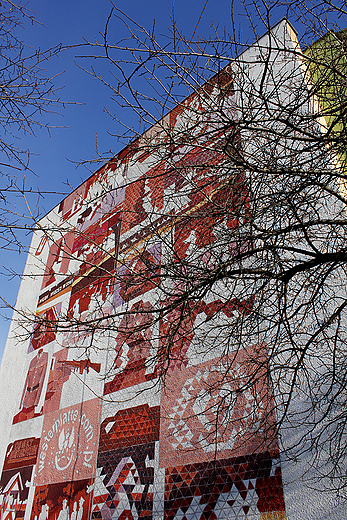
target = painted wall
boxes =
[304,27,347,173]
[0,19,344,520]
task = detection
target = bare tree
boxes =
[0,0,64,254]
[12,0,347,502]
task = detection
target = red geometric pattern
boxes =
[7,62,289,520]
[104,301,158,395]
[164,452,286,520]
[98,404,160,453]
[93,443,155,520]
[117,243,161,303]
[160,345,277,468]
[93,404,160,520]
[0,466,35,520]
[158,297,255,374]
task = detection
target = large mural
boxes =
[0,43,288,520]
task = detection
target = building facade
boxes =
[0,19,345,520]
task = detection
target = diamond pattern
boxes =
[162,453,286,520]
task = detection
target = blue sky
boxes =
[0,0,345,360]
